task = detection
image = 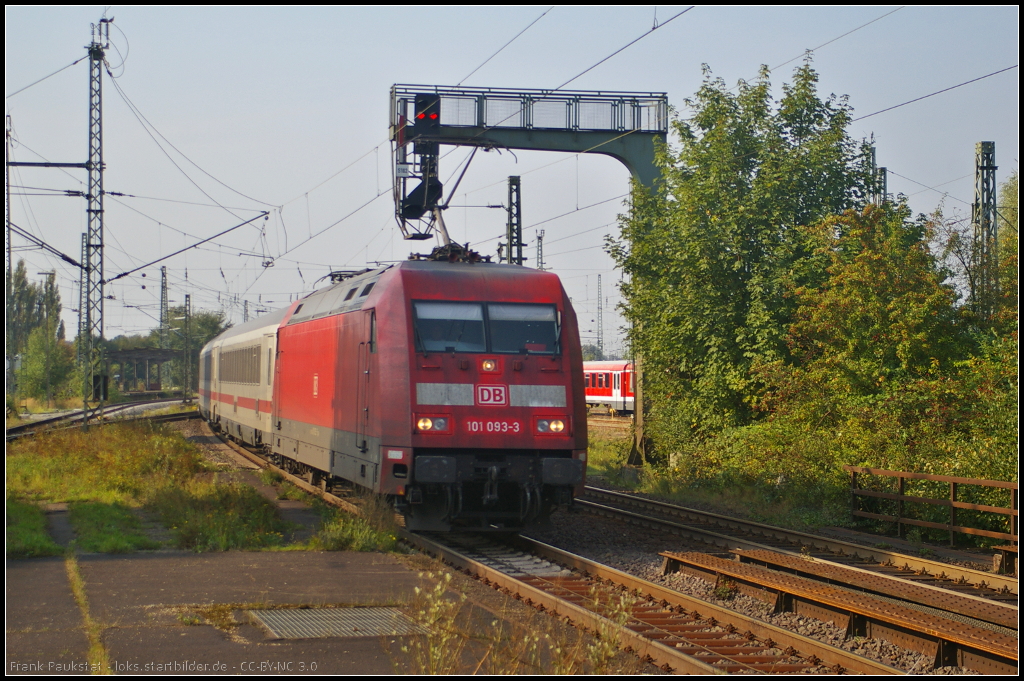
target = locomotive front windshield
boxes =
[488,304,558,354]
[414,301,559,354]
[414,302,486,352]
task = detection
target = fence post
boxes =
[897,476,905,538]
[949,482,958,547]
[850,470,858,519]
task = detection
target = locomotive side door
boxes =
[354,310,375,455]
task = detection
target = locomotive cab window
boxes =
[488,303,558,355]
[414,302,485,353]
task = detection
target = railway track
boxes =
[562,486,1017,674]
[211,428,1012,674]
[5,398,196,442]
[579,486,1018,604]
[587,415,632,434]
[30,413,1014,674]
[406,532,906,675]
[205,428,900,673]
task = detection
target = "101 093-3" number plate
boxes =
[464,419,522,434]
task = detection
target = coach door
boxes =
[262,333,275,429]
[271,337,283,432]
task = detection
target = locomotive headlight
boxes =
[416,416,449,432]
[481,359,497,372]
[537,419,566,433]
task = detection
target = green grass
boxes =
[6,498,63,558]
[263,481,400,553]
[309,507,399,552]
[258,468,284,486]
[148,479,288,552]
[6,423,295,556]
[143,403,198,417]
[7,422,206,505]
[68,502,161,553]
[585,430,852,530]
[275,481,308,502]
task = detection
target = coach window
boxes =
[413,301,485,353]
[584,373,591,388]
[488,303,558,354]
[614,374,619,390]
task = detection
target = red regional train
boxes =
[198,259,587,531]
[583,360,634,415]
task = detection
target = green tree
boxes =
[785,204,963,393]
[609,61,873,457]
[994,170,1018,333]
[733,204,1015,493]
[17,327,78,403]
[7,260,44,358]
[581,344,604,361]
[15,272,76,403]
[152,307,230,391]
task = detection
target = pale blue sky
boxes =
[6,6,1019,352]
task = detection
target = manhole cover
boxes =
[250,607,427,639]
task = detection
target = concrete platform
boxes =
[7,551,423,675]
[6,557,91,675]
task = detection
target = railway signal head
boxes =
[413,94,441,138]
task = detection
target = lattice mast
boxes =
[183,293,192,401]
[159,266,169,349]
[82,18,111,419]
[505,176,523,265]
[972,141,999,320]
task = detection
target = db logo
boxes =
[476,384,508,406]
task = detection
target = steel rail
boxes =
[582,486,1018,596]
[404,531,904,675]
[661,551,1017,675]
[206,422,899,674]
[576,496,1018,624]
[729,548,1016,630]
[5,398,189,441]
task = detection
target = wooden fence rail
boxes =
[843,465,1018,548]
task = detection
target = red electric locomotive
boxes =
[199,259,587,531]
[583,360,634,415]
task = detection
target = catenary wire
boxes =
[852,65,1018,121]
[457,6,554,85]
[5,56,88,99]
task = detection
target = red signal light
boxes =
[413,94,441,137]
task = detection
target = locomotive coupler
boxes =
[482,465,501,505]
